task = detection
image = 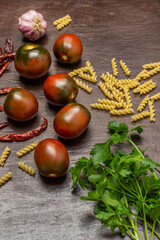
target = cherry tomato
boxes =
[53,102,91,139]
[34,138,69,177]
[43,73,78,106]
[14,43,51,79]
[3,88,38,121]
[53,33,83,64]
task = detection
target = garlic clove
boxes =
[18,10,47,41]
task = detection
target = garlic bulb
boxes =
[18,10,47,41]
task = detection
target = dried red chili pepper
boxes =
[0,122,10,130]
[0,118,48,141]
[0,52,16,62]
[0,106,3,111]
[0,86,21,95]
[0,59,10,76]
[0,59,8,66]
[0,47,2,55]
[4,38,13,53]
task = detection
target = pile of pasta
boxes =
[0,141,37,187]
[53,15,71,30]
[69,59,160,122]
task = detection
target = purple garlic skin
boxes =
[18,10,47,41]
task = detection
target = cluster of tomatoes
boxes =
[3,33,91,178]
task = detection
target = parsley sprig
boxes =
[70,121,160,240]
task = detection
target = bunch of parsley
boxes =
[70,121,160,240]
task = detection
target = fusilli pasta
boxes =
[98,98,126,108]
[74,78,92,93]
[143,67,160,79]
[91,103,115,111]
[118,79,133,85]
[137,95,150,112]
[0,172,12,186]
[68,66,88,77]
[78,72,97,83]
[98,81,113,99]
[0,146,11,166]
[101,73,109,82]
[53,15,71,26]
[131,111,150,122]
[104,82,124,99]
[56,18,71,30]
[151,93,160,101]
[123,87,132,108]
[143,62,160,69]
[111,58,118,77]
[18,162,36,176]
[17,142,38,157]
[105,72,118,85]
[120,60,131,76]
[133,80,156,94]
[148,100,155,122]
[110,108,134,115]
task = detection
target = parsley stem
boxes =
[147,222,160,239]
[127,138,144,159]
[151,220,156,240]
[123,192,140,240]
[124,225,137,240]
[142,203,149,240]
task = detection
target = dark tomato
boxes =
[3,88,38,121]
[53,33,83,64]
[43,73,78,106]
[34,138,69,177]
[14,43,51,79]
[53,102,91,139]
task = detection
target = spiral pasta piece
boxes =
[137,95,150,112]
[86,61,94,75]
[0,146,11,166]
[120,60,131,76]
[78,72,97,83]
[106,72,118,85]
[56,18,71,30]
[68,66,88,77]
[151,93,160,101]
[74,78,92,93]
[0,172,12,186]
[53,15,71,26]
[118,79,133,85]
[139,83,156,95]
[98,98,126,108]
[86,61,97,82]
[111,58,118,77]
[18,162,36,176]
[131,111,150,122]
[125,81,140,89]
[110,108,134,115]
[17,141,38,157]
[91,103,115,111]
[123,87,132,108]
[112,91,124,103]
[148,100,155,122]
[134,70,148,81]
[101,73,109,82]
[98,81,113,99]
[133,80,156,94]
[104,82,124,99]
[143,67,160,79]
[143,62,160,69]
